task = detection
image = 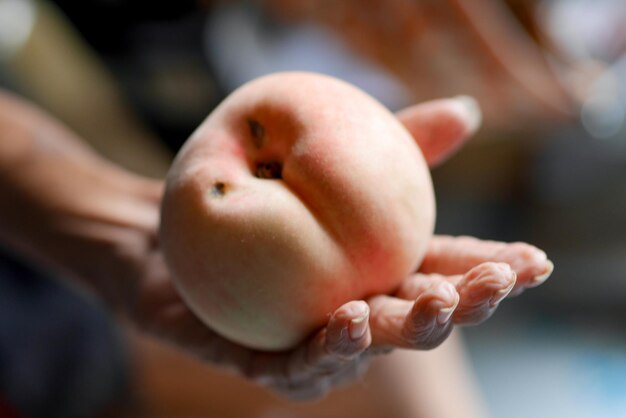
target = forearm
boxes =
[0,90,161,309]
[0,90,96,172]
[0,90,97,247]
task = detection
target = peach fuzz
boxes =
[160,72,435,350]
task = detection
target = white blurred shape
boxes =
[0,0,36,61]
[543,0,626,139]
[581,91,625,139]
[203,3,412,110]
[581,54,626,139]
[543,0,626,61]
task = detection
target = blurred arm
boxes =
[0,89,161,308]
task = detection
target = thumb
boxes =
[396,96,482,168]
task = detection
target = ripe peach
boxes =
[160,72,435,350]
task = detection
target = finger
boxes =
[369,281,458,350]
[396,262,517,325]
[245,300,371,387]
[287,300,372,381]
[395,96,482,167]
[251,300,371,400]
[420,235,554,293]
[395,271,452,300]
[452,262,516,325]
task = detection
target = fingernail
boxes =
[437,306,455,325]
[452,95,482,135]
[490,280,515,307]
[436,295,459,325]
[532,260,554,285]
[349,313,369,340]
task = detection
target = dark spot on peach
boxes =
[255,161,282,179]
[211,182,228,197]
[247,119,265,148]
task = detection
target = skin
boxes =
[0,88,553,401]
[265,0,575,129]
[161,72,436,350]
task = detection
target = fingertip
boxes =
[494,262,518,289]
[490,261,516,276]
[437,304,456,325]
[326,301,371,355]
[348,310,370,340]
[450,95,482,136]
[504,242,550,283]
[410,281,459,325]
[468,263,517,302]
[489,275,516,307]
[427,281,459,307]
[438,280,459,300]
[530,259,554,287]
[348,300,370,320]
[435,285,460,325]
[396,96,482,167]
[328,300,370,338]
[333,300,369,321]
[452,262,520,324]
[463,262,516,289]
[404,286,457,349]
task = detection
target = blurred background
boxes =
[0,0,625,417]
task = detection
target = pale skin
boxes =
[0,90,552,401]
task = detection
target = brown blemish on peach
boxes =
[210,182,228,197]
[247,119,265,149]
[255,161,282,179]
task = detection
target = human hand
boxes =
[134,96,551,400]
[265,0,574,129]
[0,91,164,308]
[131,96,479,399]
[0,93,369,401]
[0,91,551,401]
[364,97,553,349]
[368,236,552,348]
[135,248,374,400]
[133,225,553,401]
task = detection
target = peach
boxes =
[160,72,435,350]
